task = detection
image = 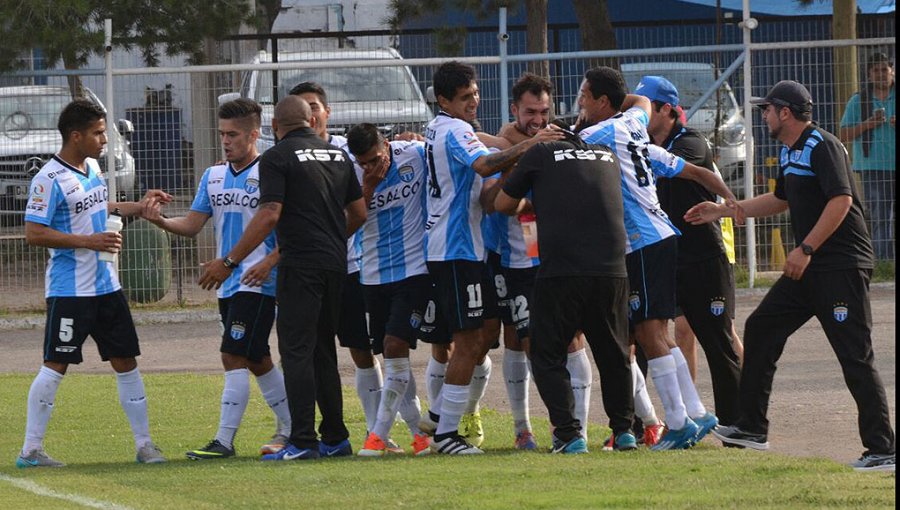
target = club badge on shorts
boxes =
[230,322,246,340]
[833,303,849,323]
[629,293,641,312]
[710,297,726,317]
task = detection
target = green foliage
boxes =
[873,259,895,282]
[0,0,251,71]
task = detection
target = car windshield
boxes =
[0,93,70,132]
[622,68,736,111]
[255,66,422,104]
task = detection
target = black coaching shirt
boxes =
[503,138,627,279]
[655,123,726,265]
[774,124,874,271]
[259,127,362,271]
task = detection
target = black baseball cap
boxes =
[750,80,813,113]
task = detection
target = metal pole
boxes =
[742,0,756,287]
[104,19,117,201]
[499,7,510,124]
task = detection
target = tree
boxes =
[571,0,618,69]
[0,0,251,96]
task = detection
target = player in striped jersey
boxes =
[147,99,292,460]
[576,66,739,450]
[346,123,432,457]
[18,99,171,468]
[424,61,564,454]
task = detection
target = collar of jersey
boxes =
[52,155,90,177]
[282,127,317,140]
[228,155,260,177]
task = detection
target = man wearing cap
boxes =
[840,52,895,261]
[638,75,742,428]
[686,80,895,472]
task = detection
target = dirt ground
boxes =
[0,285,894,465]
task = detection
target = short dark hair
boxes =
[788,109,812,122]
[433,61,477,103]
[218,98,262,129]
[511,73,553,104]
[583,66,627,110]
[346,123,385,156]
[58,99,106,143]
[289,81,328,107]
[652,100,679,120]
[867,51,893,70]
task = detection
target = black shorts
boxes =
[363,274,429,351]
[426,259,498,333]
[626,236,677,323]
[489,254,538,341]
[337,272,373,352]
[43,290,140,364]
[676,253,736,321]
[218,291,276,363]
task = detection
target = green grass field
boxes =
[0,373,894,509]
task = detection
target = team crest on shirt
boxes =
[833,303,849,323]
[230,322,246,341]
[629,293,641,311]
[398,165,415,183]
[710,298,726,317]
[244,178,259,194]
[409,311,423,329]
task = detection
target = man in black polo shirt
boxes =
[686,80,895,472]
[200,95,367,461]
[494,126,634,454]
[638,75,742,427]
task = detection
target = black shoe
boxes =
[186,439,236,460]
[711,425,768,450]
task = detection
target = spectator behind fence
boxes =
[840,51,895,261]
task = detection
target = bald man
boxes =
[202,94,367,461]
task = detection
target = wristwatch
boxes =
[223,256,239,269]
[800,243,815,256]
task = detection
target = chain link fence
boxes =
[0,14,894,312]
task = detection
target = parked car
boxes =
[221,48,432,151]
[619,62,747,183]
[0,85,136,225]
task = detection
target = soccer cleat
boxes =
[711,425,769,451]
[551,435,588,454]
[259,433,289,455]
[136,442,166,464]
[431,435,483,455]
[692,412,719,443]
[186,439,235,461]
[601,432,638,451]
[515,430,538,450]
[651,418,700,451]
[419,412,439,436]
[460,412,485,448]
[851,453,895,472]
[385,437,405,455]
[358,433,387,457]
[642,424,666,448]
[411,434,431,456]
[601,434,615,451]
[262,443,319,461]
[16,449,64,468]
[319,438,353,458]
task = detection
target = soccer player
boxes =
[146,98,292,460]
[345,123,432,457]
[424,61,563,454]
[18,99,171,467]
[576,66,737,450]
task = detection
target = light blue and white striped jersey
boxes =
[578,107,685,254]
[192,156,277,298]
[359,140,428,285]
[330,134,364,274]
[25,156,120,298]
[492,210,540,269]
[423,112,492,262]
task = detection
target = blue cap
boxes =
[635,76,679,107]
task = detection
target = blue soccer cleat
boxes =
[262,443,319,461]
[651,418,700,451]
[693,412,719,443]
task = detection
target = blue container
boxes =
[125,108,183,192]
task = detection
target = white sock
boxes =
[355,361,383,433]
[214,368,250,448]
[465,355,492,415]
[671,347,707,419]
[435,384,469,437]
[116,367,153,449]
[567,349,592,441]
[22,366,63,455]
[631,360,659,426]
[425,357,446,417]
[373,358,410,439]
[398,370,423,436]
[504,349,531,434]
[255,366,291,436]
[648,355,687,430]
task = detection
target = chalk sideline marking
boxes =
[0,473,134,510]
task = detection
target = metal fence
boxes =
[0,14,894,312]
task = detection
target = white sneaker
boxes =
[431,435,483,455]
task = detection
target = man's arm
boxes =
[839,114,886,142]
[684,192,788,224]
[619,94,652,116]
[783,195,852,280]
[198,202,281,290]
[493,189,527,216]
[677,161,738,204]
[145,210,210,238]
[471,126,563,177]
[345,197,367,237]
[109,189,173,218]
[25,221,120,253]
[477,132,513,150]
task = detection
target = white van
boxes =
[620,62,746,182]
[226,48,431,151]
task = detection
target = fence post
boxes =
[105,18,117,201]
[741,0,757,287]
[499,7,510,125]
